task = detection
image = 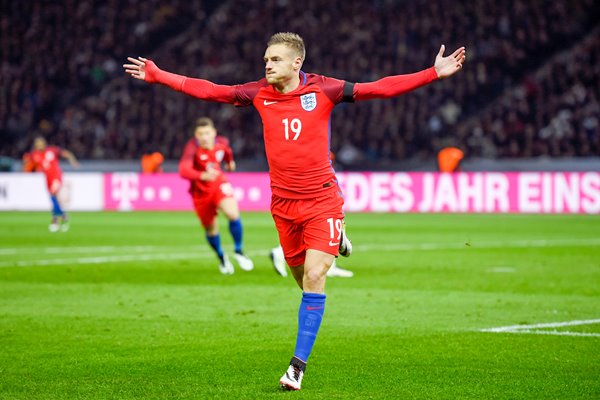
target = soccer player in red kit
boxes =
[179,117,254,274]
[28,136,79,232]
[124,32,465,390]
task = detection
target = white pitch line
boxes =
[481,319,600,332]
[480,319,600,338]
[0,248,273,268]
[0,252,213,268]
[0,245,204,256]
[2,237,599,257]
[497,330,600,338]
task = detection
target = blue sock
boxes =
[206,234,224,261]
[293,292,326,362]
[50,195,63,217]
[228,219,243,253]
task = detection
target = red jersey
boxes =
[30,146,62,181]
[179,136,234,195]
[246,73,345,198]
[149,63,438,199]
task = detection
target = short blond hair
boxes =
[267,32,305,61]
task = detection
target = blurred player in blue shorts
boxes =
[27,136,79,232]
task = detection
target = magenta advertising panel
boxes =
[103,172,600,214]
[104,172,271,211]
[336,172,600,214]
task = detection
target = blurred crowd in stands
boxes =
[1,0,598,169]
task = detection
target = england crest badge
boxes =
[300,93,317,111]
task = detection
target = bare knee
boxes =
[304,267,327,285]
[302,250,335,293]
[224,210,239,221]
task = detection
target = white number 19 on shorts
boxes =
[327,217,343,246]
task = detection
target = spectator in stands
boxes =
[438,147,464,172]
[141,151,164,174]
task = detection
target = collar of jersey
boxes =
[266,71,315,98]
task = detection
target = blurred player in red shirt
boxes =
[28,136,79,232]
[125,32,465,390]
[179,117,253,274]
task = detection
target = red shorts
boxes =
[271,189,345,267]
[192,182,234,228]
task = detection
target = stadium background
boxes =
[1,0,599,173]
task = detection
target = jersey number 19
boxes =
[282,118,302,140]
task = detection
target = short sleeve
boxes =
[318,76,348,104]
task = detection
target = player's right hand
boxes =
[123,57,158,83]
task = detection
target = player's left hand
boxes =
[434,45,466,79]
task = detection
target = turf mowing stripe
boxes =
[355,238,600,251]
[2,237,600,257]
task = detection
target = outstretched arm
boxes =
[353,45,466,101]
[60,149,80,168]
[123,57,238,103]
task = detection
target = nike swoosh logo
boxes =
[263,100,278,106]
[329,241,340,246]
[306,306,324,311]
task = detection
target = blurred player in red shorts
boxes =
[125,32,465,390]
[179,117,254,274]
[28,136,79,232]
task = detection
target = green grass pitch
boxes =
[1,211,599,399]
